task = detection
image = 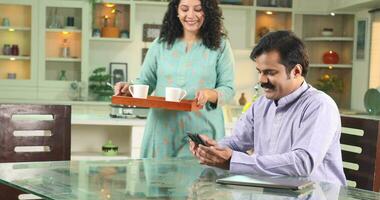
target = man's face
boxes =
[255,51,301,100]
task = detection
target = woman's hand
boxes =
[114,82,132,96]
[195,89,218,106]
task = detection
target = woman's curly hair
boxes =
[159,0,226,50]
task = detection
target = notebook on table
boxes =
[216,175,314,191]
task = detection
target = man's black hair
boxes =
[250,31,309,76]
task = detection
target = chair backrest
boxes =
[340,115,380,191]
[0,104,71,162]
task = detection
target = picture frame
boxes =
[356,19,367,60]
[142,48,149,64]
[142,24,161,42]
[110,62,128,85]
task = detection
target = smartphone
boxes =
[186,132,206,146]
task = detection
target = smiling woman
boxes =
[114,0,235,159]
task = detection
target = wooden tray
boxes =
[111,96,203,112]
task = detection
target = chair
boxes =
[340,115,380,191]
[0,104,71,199]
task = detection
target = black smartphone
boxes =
[186,132,206,146]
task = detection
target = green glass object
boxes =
[58,70,67,81]
[364,88,380,115]
[102,140,118,156]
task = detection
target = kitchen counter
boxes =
[72,114,146,126]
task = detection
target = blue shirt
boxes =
[219,82,347,185]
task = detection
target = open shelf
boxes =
[255,10,292,43]
[134,0,169,6]
[255,7,292,12]
[309,64,353,69]
[46,57,81,62]
[220,4,252,10]
[304,37,354,42]
[90,37,132,42]
[256,0,292,8]
[0,55,30,60]
[46,28,81,33]
[0,26,31,31]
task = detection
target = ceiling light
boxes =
[266,11,273,15]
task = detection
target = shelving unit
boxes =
[255,10,292,43]
[294,13,354,109]
[37,0,89,100]
[0,1,36,85]
[91,1,134,40]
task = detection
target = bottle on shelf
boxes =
[2,44,11,55]
[242,83,261,113]
[238,93,247,106]
[11,45,19,56]
[61,39,70,58]
[58,70,67,81]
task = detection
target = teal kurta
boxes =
[136,38,235,158]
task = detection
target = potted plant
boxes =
[315,74,343,105]
[89,67,113,101]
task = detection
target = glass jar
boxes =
[11,45,19,56]
[2,44,11,55]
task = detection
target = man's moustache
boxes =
[261,82,275,90]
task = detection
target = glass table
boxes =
[0,158,379,200]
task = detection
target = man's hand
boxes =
[114,82,132,96]
[189,134,217,156]
[190,135,232,170]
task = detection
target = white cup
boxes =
[129,84,149,99]
[165,87,187,102]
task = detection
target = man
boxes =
[190,31,346,186]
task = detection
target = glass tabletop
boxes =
[0,158,379,200]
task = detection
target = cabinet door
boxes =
[38,0,89,100]
[0,0,38,98]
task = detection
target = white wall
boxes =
[369,11,380,88]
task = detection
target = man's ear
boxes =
[292,64,303,78]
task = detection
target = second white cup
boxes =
[129,84,149,99]
[165,87,187,102]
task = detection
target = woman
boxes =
[115,0,235,158]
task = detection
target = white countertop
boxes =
[72,114,146,126]
[0,99,110,106]
[71,114,236,130]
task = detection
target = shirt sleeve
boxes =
[218,102,255,152]
[205,39,235,110]
[228,96,341,177]
[134,38,160,95]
